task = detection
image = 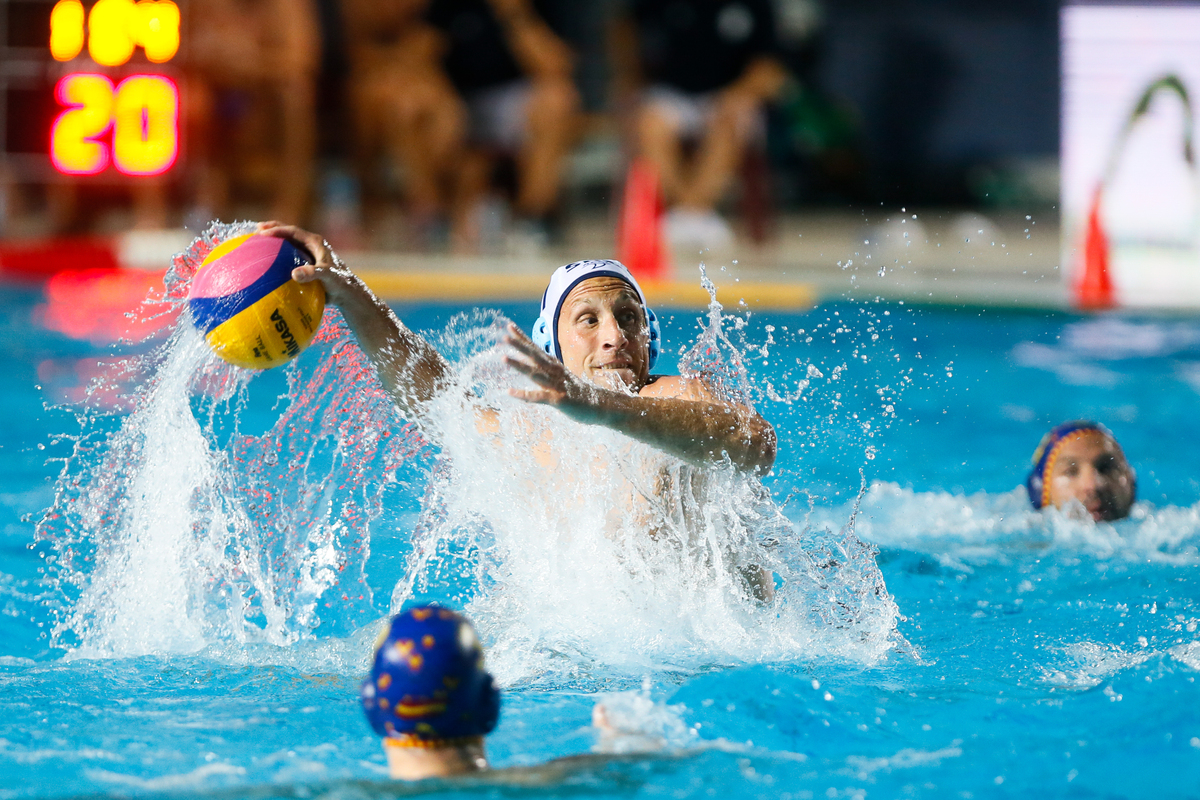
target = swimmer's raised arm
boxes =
[503,324,776,473]
[258,222,451,421]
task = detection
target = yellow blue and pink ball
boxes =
[187,233,325,369]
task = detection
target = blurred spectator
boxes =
[764,0,865,205]
[342,0,463,241]
[615,0,788,248]
[343,0,580,250]
[185,0,320,226]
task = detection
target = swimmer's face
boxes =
[556,277,651,391]
[1046,431,1135,521]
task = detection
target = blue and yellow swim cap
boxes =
[360,606,500,747]
[1025,420,1109,509]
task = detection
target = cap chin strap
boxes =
[531,307,660,371]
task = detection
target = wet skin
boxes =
[555,277,650,392]
[501,276,776,472]
[1046,431,1136,522]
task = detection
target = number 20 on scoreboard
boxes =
[48,0,181,177]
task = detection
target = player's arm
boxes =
[258,222,452,422]
[486,0,574,79]
[502,324,776,473]
[722,56,788,104]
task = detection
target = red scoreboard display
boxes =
[2,0,180,180]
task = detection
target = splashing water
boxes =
[397,272,902,683]
[36,226,902,677]
[592,682,699,754]
[812,482,1200,569]
[37,223,424,659]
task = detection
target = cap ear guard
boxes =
[646,307,660,371]
[530,305,661,370]
[475,674,501,737]
[1025,469,1044,509]
[531,315,554,357]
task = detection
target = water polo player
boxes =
[257,222,776,472]
[361,605,499,779]
[362,605,671,782]
[1026,420,1136,522]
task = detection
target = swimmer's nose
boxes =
[1075,464,1104,501]
[599,314,627,349]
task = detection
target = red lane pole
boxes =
[1074,188,1115,310]
[617,158,669,282]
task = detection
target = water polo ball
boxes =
[187,233,325,369]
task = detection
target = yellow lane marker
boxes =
[356,271,816,310]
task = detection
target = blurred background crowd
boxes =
[1,0,1061,254]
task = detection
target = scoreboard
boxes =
[1,0,181,182]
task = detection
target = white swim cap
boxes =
[531,259,660,368]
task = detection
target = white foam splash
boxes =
[38,228,903,676]
[38,223,410,660]
[85,763,246,790]
[592,683,698,754]
[846,744,963,780]
[60,327,230,656]
[399,310,902,683]
[1169,641,1200,670]
[1040,641,1153,689]
[814,482,1200,567]
[0,738,123,765]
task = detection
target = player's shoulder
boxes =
[637,374,716,401]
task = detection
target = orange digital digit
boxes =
[51,74,115,175]
[50,0,86,61]
[111,75,178,175]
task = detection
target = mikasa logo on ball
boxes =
[271,309,301,357]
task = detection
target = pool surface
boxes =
[2,235,1200,799]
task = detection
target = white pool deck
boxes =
[51,207,1096,311]
[338,209,1069,311]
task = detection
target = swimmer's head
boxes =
[532,260,661,388]
[361,606,500,749]
[1026,421,1136,521]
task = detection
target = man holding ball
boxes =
[258,221,776,599]
[258,222,775,474]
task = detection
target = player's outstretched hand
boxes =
[503,323,604,422]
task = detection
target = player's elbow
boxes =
[738,416,777,474]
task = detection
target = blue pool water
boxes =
[2,238,1200,798]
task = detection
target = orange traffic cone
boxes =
[1075,189,1115,310]
[617,157,669,281]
